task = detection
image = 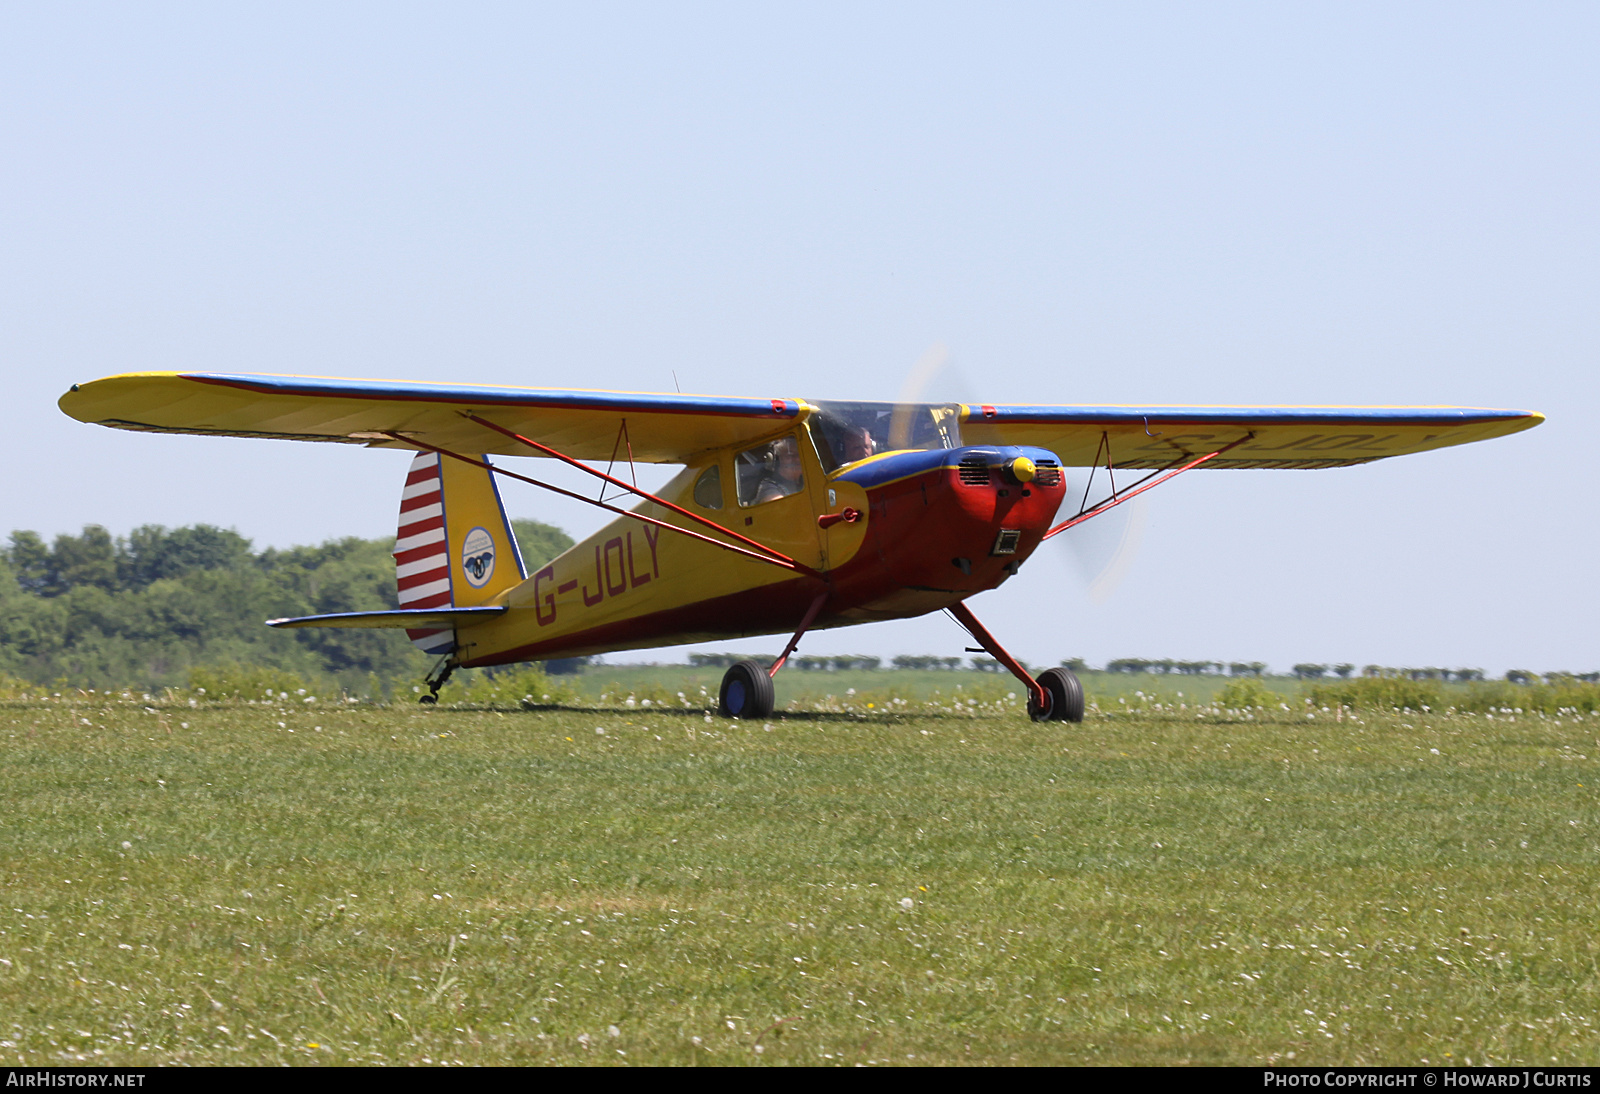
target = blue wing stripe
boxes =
[188,374,800,419]
[969,405,1537,426]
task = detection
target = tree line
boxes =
[0,520,571,692]
[5,522,1590,691]
[685,652,1597,684]
[1104,659,1268,676]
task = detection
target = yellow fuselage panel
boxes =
[456,440,853,663]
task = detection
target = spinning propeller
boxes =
[894,342,1147,602]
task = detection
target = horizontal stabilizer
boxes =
[265,607,508,630]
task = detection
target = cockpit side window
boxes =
[735,434,805,507]
[692,464,723,510]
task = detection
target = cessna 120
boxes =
[59,373,1542,721]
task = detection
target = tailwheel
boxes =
[419,657,457,705]
[718,660,776,719]
[1031,667,1085,723]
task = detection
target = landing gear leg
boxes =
[419,657,458,705]
[947,601,1078,722]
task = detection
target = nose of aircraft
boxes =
[828,444,1067,597]
[938,446,1065,585]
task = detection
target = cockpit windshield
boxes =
[808,401,961,472]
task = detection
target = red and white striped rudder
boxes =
[394,452,455,654]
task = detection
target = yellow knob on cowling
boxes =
[1006,456,1037,484]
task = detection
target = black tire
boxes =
[718,660,776,719]
[1033,667,1085,723]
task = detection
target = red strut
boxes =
[463,412,802,569]
[1043,435,1251,540]
[768,590,830,678]
[948,601,1047,714]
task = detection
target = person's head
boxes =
[776,439,802,482]
[841,426,875,464]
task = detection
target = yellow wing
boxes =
[956,403,1543,469]
[59,373,1544,470]
[58,372,805,463]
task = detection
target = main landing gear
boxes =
[1033,666,1085,723]
[718,660,776,719]
[717,590,829,719]
[715,595,1083,723]
[948,601,1083,723]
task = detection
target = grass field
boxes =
[569,663,1242,706]
[4,680,1600,1066]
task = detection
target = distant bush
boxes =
[445,665,578,708]
[1360,665,1486,683]
[0,672,43,700]
[1544,671,1600,684]
[792,655,880,671]
[689,652,780,669]
[1107,658,1224,675]
[1307,676,1600,715]
[188,664,320,701]
[972,656,1031,673]
[891,655,965,670]
[511,519,575,572]
[1457,680,1600,715]
[1306,676,1444,711]
[1217,678,1282,709]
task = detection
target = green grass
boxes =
[3,690,1600,1066]
[571,664,1245,707]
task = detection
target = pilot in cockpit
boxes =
[839,426,876,465]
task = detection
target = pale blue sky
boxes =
[4,3,1594,673]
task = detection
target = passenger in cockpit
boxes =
[753,436,805,504]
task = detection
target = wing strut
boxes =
[459,412,813,571]
[384,432,826,581]
[598,418,639,502]
[1042,435,1252,541]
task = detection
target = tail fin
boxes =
[395,451,525,654]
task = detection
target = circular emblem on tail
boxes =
[461,526,496,588]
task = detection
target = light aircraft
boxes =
[59,373,1542,720]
